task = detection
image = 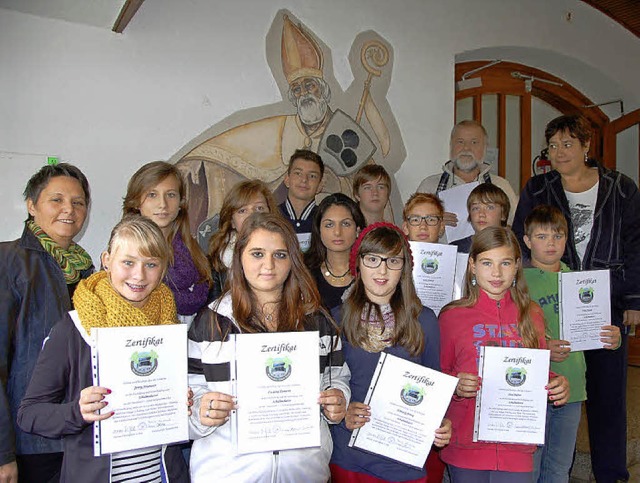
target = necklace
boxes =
[260,302,279,327]
[323,260,350,280]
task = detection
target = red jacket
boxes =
[438,290,547,472]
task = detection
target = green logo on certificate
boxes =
[579,287,594,304]
[505,367,526,387]
[421,258,439,274]
[265,356,292,381]
[400,383,425,406]
[130,350,158,376]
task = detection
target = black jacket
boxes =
[17,313,188,483]
[513,163,640,327]
[0,227,93,466]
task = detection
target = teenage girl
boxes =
[188,213,350,482]
[207,179,278,301]
[330,222,451,482]
[17,215,189,482]
[438,226,569,483]
[123,161,212,325]
[304,193,366,310]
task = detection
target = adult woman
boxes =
[123,161,212,325]
[188,213,350,482]
[512,114,640,482]
[439,227,569,482]
[0,163,93,483]
[305,193,366,310]
[330,222,450,482]
[17,215,188,482]
[207,180,278,301]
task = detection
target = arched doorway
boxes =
[454,60,608,192]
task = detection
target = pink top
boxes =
[438,290,548,472]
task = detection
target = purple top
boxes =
[165,233,209,316]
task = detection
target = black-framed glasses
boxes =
[360,254,405,270]
[405,215,442,226]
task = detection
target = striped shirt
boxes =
[111,447,162,483]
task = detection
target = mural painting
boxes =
[172,11,406,247]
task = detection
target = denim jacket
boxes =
[513,163,640,329]
[0,226,93,465]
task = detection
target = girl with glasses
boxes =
[330,222,451,482]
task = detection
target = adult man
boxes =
[279,149,324,252]
[417,120,518,227]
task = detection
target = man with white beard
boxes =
[289,76,331,130]
[417,120,518,229]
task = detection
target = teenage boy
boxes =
[402,192,445,243]
[352,164,391,225]
[279,149,324,252]
[523,205,620,483]
[452,183,510,253]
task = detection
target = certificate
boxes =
[474,346,549,445]
[91,324,189,456]
[439,182,479,243]
[349,353,458,468]
[559,269,611,351]
[453,252,469,301]
[409,242,458,314]
[231,331,320,454]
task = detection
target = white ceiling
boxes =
[0,0,126,29]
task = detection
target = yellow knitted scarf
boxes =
[73,271,177,335]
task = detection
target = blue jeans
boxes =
[533,401,582,483]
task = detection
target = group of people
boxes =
[0,114,637,483]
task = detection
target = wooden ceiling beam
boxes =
[112,0,145,33]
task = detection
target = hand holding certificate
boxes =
[91,324,189,456]
[473,346,550,445]
[232,331,321,455]
[559,269,612,351]
[348,353,458,468]
[409,242,459,314]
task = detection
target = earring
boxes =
[584,152,589,164]
[471,276,477,287]
[512,278,517,287]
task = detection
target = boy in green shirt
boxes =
[523,205,620,483]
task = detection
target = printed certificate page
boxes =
[349,353,458,468]
[559,269,611,351]
[439,182,479,243]
[453,252,469,301]
[232,331,320,454]
[473,346,549,445]
[91,324,189,456]
[409,242,458,314]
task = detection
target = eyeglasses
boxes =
[405,215,442,226]
[360,254,405,270]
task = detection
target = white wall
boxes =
[1,0,639,260]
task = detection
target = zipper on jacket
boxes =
[271,451,279,482]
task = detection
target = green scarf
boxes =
[27,220,93,284]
